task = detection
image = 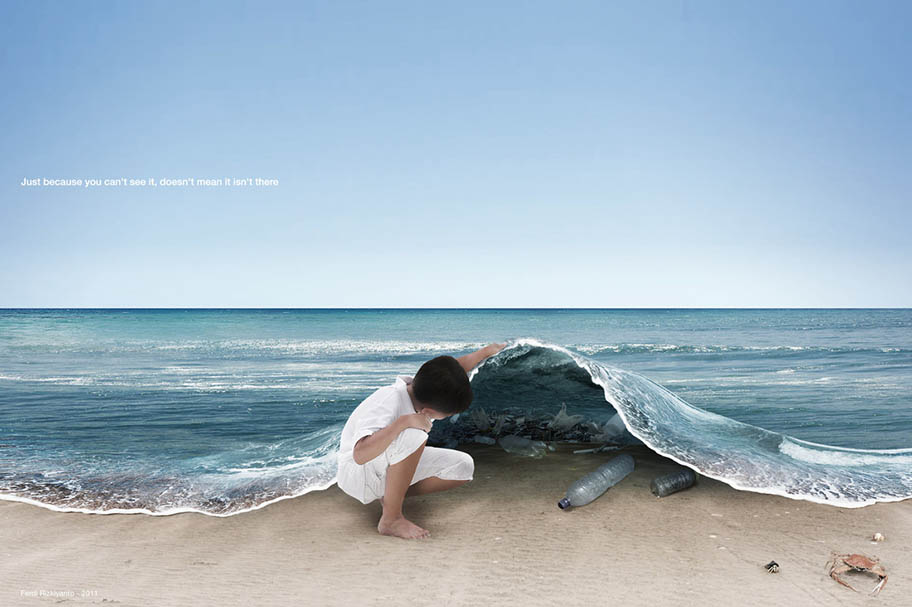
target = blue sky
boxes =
[1,1,909,307]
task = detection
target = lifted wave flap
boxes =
[473,340,912,508]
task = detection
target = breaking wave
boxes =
[462,339,912,508]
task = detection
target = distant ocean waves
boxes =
[1,338,491,357]
[4,337,905,357]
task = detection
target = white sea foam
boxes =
[780,439,912,466]
[570,343,910,355]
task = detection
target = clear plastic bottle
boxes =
[557,453,635,509]
[649,468,696,497]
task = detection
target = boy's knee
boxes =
[450,450,474,480]
[461,451,475,478]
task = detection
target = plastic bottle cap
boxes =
[557,497,571,509]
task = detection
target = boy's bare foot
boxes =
[378,515,430,539]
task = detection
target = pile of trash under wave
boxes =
[427,402,636,457]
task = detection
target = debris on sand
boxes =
[650,468,697,498]
[428,403,636,450]
[547,403,583,432]
[469,408,491,432]
[497,435,548,458]
[557,454,635,509]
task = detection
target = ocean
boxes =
[0,308,910,515]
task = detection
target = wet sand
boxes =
[1,445,909,606]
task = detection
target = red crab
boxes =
[825,553,887,595]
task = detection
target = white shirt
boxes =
[337,375,419,463]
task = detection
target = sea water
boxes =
[0,309,910,515]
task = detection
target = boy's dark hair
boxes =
[412,355,473,415]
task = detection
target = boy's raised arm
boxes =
[456,342,506,374]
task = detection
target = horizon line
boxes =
[1,307,910,311]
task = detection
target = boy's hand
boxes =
[456,341,509,373]
[399,412,433,432]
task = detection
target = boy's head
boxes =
[412,355,473,418]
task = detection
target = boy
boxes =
[336,342,505,540]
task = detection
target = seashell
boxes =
[872,532,885,542]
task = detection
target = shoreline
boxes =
[2,444,910,606]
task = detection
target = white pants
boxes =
[336,427,475,505]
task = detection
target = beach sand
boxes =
[2,445,909,606]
